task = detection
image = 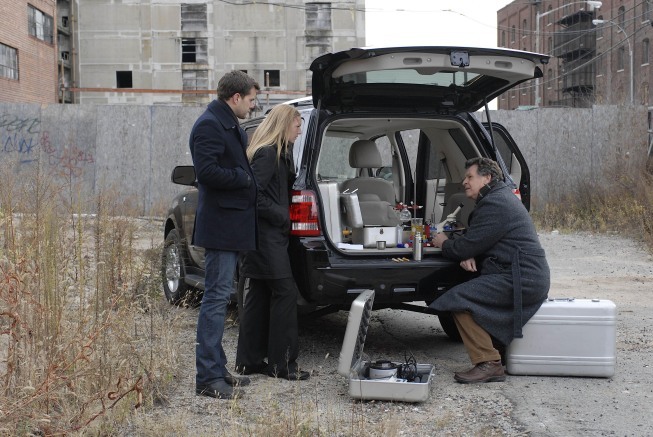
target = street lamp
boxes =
[592,19,634,105]
[534,1,602,106]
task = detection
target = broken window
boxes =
[263,70,280,87]
[0,43,19,80]
[181,3,207,32]
[116,71,133,88]
[28,5,54,44]
[182,38,208,63]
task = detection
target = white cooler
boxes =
[506,298,617,377]
[338,289,434,402]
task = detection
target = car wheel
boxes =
[162,229,191,305]
[438,312,462,342]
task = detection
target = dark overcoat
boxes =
[189,99,257,251]
[429,181,550,346]
[240,145,295,279]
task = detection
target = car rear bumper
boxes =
[289,238,472,308]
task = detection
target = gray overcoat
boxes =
[429,181,550,346]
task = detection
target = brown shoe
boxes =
[454,360,506,384]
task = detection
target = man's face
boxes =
[285,116,302,143]
[231,88,258,119]
[462,164,491,200]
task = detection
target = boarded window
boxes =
[183,70,208,90]
[28,5,54,44]
[642,39,650,65]
[0,43,19,80]
[181,3,207,32]
[306,3,331,30]
[182,38,208,63]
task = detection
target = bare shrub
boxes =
[0,163,180,435]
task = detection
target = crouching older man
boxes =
[431,157,550,384]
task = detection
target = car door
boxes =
[481,121,532,210]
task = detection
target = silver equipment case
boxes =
[506,298,617,377]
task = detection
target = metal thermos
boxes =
[413,231,423,261]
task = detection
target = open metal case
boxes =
[337,289,434,402]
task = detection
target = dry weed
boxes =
[0,163,180,435]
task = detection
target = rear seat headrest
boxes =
[349,140,382,168]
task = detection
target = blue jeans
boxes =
[196,249,237,386]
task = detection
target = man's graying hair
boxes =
[465,157,503,182]
[217,71,260,101]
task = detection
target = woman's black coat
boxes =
[429,181,551,346]
[240,145,295,279]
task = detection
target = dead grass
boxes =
[0,162,181,436]
[533,164,653,253]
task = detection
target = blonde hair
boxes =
[246,104,301,162]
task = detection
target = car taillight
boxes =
[290,190,320,236]
[513,188,522,200]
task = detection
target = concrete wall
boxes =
[490,105,648,207]
[0,103,648,216]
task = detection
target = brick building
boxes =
[0,0,58,104]
[497,0,653,109]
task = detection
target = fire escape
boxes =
[552,10,597,108]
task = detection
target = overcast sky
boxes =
[365,0,514,47]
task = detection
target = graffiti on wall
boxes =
[0,113,94,178]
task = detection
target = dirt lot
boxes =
[132,226,653,436]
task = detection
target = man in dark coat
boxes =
[190,71,259,399]
[431,157,550,384]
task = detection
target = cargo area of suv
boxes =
[162,46,549,337]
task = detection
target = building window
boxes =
[547,68,553,88]
[547,5,553,25]
[548,36,553,54]
[618,6,626,31]
[181,3,207,32]
[116,71,133,88]
[263,70,280,87]
[618,46,625,70]
[643,1,651,22]
[183,70,208,90]
[643,39,650,65]
[0,43,19,80]
[182,38,207,63]
[557,64,563,83]
[306,3,332,30]
[501,30,505,47]
[511,25,515,43]
[596,52,604,76]
[596,15,604,38]
[522,19,528,38]
[28,5,54,44]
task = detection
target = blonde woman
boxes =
[235,104,310,381]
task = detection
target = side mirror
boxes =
[171,166,197,186]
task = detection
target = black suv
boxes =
[162,46,549,338]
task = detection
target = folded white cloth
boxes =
[337,242,364,250]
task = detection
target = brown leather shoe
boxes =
[454,360,506,384]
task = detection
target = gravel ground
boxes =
[128,229,653,436]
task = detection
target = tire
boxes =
[438,312,463,342]
[162,229,191,305]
